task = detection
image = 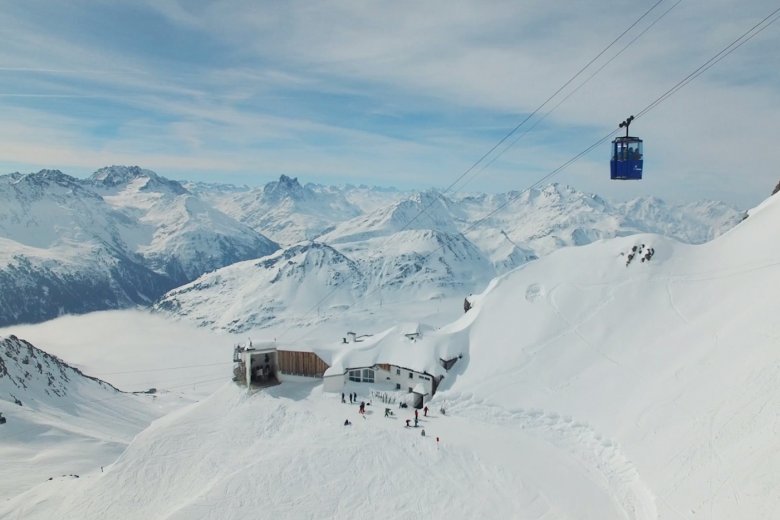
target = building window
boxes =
[408,387,413,393]
[348,368,374,383]
[396,368,400,375]
[408,372,413,379]
[396,383,401,390]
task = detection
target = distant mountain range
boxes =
[0,166,277,326]
[0,166,744,329]
[155,176,744,332]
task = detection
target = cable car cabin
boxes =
[610,137,643,180]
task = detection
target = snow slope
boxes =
[155,242,367,331]
[433,194,780,518]
[154,229,493,332]
[0,335,162,501]
[2,193,777,519]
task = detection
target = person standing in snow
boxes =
[341,393,345,403]
[414,416,418,427]
[414,409,419,419]
[423,406,428,417]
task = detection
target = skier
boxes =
[414,416,418,427]
[423,405,428,417]
[341,393,345,403]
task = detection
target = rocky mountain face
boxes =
[0,335,119,408]
[0,167,278,326]
[89,166,279,282]
[202,175,364,245]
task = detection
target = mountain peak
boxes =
[91,165,188,194]
[263,175,306,201]
[13,169,85,194]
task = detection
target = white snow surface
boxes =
[2,191,777,519]
[0,335,163,502]
[157,181,743,333]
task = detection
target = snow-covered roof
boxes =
[321,321,466,378]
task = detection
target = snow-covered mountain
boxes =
[0,167,277,326]
[155,242,367,331]
[155,182,742,333]
[319,190,461,244]
[5,190,777,519]
[0,166,743,329]
[0,335,160,500]
[454,183,744,259]
[201,175,365,245]
[0,170,174,326]
[89,166,279,282]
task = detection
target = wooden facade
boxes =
[277,350,329,378]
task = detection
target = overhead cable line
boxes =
[275,1,671,341]
[366,4,780,298]
[635,5,780,120]
[283,3,778,345]
[455,0,685,193]
[95,361,233,376]
[402,0,668,228]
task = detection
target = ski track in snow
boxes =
[445,393,658,520]
[547,282,623,367]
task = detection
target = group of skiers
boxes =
[341,392,442,445]
[342,392,360,404]
[403,406,429,428]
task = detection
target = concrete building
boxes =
[323,362,438,397]
[234,343,330,388]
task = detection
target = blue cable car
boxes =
[610,115,643,180]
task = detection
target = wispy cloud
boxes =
[0,1,778,206]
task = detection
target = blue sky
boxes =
[1,0,779,207]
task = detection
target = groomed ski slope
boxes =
[3,194,779,519]
[2,382,645,519]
